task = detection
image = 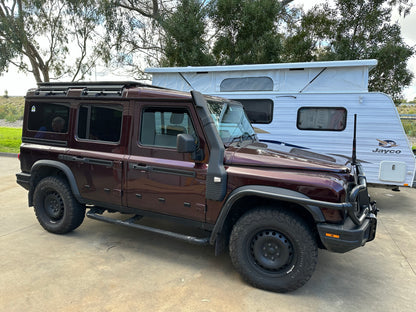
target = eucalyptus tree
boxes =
[0,0,103,82]
[284,0,414,102]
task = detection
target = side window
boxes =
[28,103,69,134]
[220,77,273,92]
[297,107,347,131]
[140,108,196,148]
[77,104,123,142]
[235,99,273,124]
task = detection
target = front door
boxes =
[126,104,207,222]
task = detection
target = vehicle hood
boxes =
[224,143,350,174]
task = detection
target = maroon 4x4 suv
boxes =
[16,82,377,292]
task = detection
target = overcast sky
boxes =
[0,0,415,100]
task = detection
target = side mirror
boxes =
[177,134,197,153]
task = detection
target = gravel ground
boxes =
[0,119,23,128]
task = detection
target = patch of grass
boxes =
[0,127,22,153]
[0,96,25,122]
[402,120,416,137]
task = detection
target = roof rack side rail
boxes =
[32,81,167,96]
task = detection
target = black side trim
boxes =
[22,137,68,147]
[151,166,196,177]
[129,163,196,177]
[209,185,328,244]
[58,154,113,167]
[83,199,214,231]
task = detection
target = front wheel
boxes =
[33,176,85,234]
[229,208,318,292]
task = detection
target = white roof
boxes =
[145,59,378,73]
[146,59,378,93]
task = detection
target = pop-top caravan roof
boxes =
[145,59,377,94]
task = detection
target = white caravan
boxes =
[146,60,416,188]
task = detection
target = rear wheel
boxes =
[229,208,318,292]
[33,176,85,234]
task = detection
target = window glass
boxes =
[28,103,69,134]
[220,77,273,92]
[234,99,273,124]
[140,108,196,148]
[77,104,122,142]
[297,107,347,131]
[206,99,256,145]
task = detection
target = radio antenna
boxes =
[352,114,357,165]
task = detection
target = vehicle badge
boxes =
[377,139,398,148]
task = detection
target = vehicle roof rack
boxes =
[37,81,159,91]
[34,81,166,97]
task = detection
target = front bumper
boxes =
[317,202,377,253]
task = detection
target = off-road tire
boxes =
[33,176,85,234]
[229,208,318,292]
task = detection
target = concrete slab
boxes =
[1,156,415,311]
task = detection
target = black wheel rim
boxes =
[43,191,64,221]
[250,230,294,274]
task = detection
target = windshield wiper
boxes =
[226,132,257,146]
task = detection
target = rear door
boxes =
[126,102,208,222]
[63,101,129,207]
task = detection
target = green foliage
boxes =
[210,0,287,65]
[397,105,416,138]
[286,0,414,102]
[0,97,25,122]
[160,0,214,66]
[0,127,22,154]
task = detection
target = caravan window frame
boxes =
[297,107,347,131]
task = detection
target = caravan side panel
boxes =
[212,92,415,187]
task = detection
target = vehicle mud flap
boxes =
[367,214,377,242]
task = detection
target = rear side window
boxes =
[297,107,347,131]
[28,103,69,133]
[77,104,123,142]
[235,99,273,124]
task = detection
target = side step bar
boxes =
[86,210,210,246]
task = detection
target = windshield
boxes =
[207,98,257,145]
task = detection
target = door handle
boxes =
[130,163,150,171]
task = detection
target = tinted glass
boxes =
[77,105,122,142]
[28,103,69,133]
[297,107,347,131]
[235,99,273,124]
[220,77,273,91]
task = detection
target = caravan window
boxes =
[220,77,273,91]
[235,99,273,124]
[297,107,347,131]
